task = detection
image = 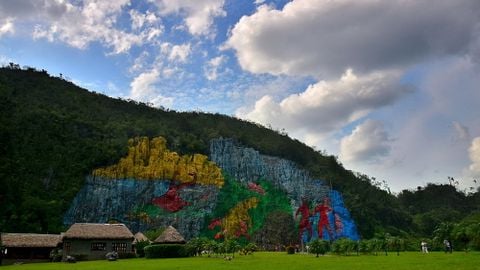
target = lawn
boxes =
[2,252,479,270]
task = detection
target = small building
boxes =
[154,226,186,244]
[63,223,134,260]
[0,233,62,263]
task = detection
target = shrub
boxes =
[144,244,188,258]
[135,240,151,257]
[308,239,329,257]
[286,245,295,254]
[331,238,357,256]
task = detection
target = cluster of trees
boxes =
[0,66,479,243]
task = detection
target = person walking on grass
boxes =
[421,241,429,253]
[443,239,452,253]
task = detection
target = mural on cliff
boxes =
[64,136,359,243]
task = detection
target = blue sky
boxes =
[1,0,480,192]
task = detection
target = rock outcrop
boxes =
[64,137,358,241]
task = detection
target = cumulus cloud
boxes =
[168,43,191,63]
[340,120,392,163]
[0,0,67,19]
[238,69,411,135]
[226,0,480,78]
[204,55,226,80]
[129,9,159,30]
[129,68,173,108]
[468,137,480,178]
[0,18,14,37]
[155,0,226,36]
[1,0,164,54]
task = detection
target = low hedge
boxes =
[144,244,188,258]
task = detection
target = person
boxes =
[443,239,452,253]
[421,241,429,253]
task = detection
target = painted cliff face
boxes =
[64,137,358,242]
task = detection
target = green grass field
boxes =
[2,252,479,270]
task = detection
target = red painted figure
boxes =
[152,182,192,212]
[295,199,312,240]
[208,218,222,230]
[313,197,333,239]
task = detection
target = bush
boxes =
[135,240,150,257]
[144,244,188,258]
[308,239,329,257]
[286,246,295,254]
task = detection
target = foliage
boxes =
[144,244,188,258]
[224,239,241,257]
[185,237,209,256]
[240,243,258,255]
[144,228,165,241]
[134,240,151,258]
[331,238,358,256]
[308,239,329,257]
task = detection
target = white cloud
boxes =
[129,68,174,108]
[340,120,392,163]
[0,18,14,37]
[238,69,410,135]
[204,55,226,80]
[468,137,480,178]
[130,68,160,99]
[129,9,159,30]
[155,0,226,36]
[168,43,191,63]
[1,0,164,54]
[226,0,480,78]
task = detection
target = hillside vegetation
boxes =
[0,66,478,242]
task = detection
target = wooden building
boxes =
[0,233,62,263]
[62,223,134,260]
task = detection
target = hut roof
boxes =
[133,232,150,244]
[1,233,62,248]
[154,226,185,244]
[64,223,134,240]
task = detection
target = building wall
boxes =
[3,247,53,260]
[63,239,133,260]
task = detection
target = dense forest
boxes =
[0,66,479,249]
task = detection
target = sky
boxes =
[1,0,480,193]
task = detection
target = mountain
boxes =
[0,66,411,240]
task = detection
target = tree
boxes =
[387,236,404,256]
[134,240,150,257]
[308,239,329,257]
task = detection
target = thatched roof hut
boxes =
[1,233,62,260]
[63,223,134,240]
[133,232,150,244]
[154,226,185,244]
[1,233,62,248]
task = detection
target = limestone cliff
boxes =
[64,137,358,242]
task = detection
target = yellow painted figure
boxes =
[93,137,224,187]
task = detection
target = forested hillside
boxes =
[0,66,478,242]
